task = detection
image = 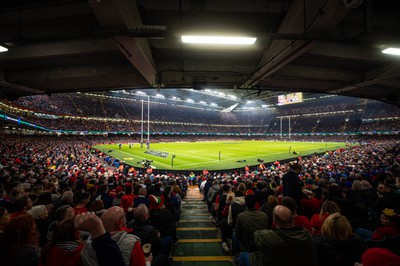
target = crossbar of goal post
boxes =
[280,117,291,141]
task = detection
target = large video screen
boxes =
[277,92,303,106]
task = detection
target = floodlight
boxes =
[181,35,256,45]
[0,45,8,52]
[382,48,400,55]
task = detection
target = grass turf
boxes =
[94,141,346,171]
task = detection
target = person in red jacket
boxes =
[41,212,128,266]
[310,200,341,236]
[40,218,84,266]
[355,208,400,241]
[371,208,400,240]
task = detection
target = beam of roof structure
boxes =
[242,0,353,89]
[89,0,158,87]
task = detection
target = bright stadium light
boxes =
[181,35,257,45]
[0,45,8,52]
[382,48,400,55]
[228,95,237,100]
[171,96,181,101]
[154,94,165,99]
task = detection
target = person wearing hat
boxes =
[149,195,178,244]
[282,163,304,213]
[355,207,400,241]
[357,247,400,266]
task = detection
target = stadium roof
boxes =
[0,0,399,106]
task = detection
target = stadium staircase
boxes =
[68,95,82,115]
[171,186,234,266]
[121,102,131,118]
[100,97,106,115]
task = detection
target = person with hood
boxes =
[240,205,318,266]
[228,190,246,228]
[226,189,246,254]
[207,180,220,212]
[315,212,366,266]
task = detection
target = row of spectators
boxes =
[1,110,398,134]
[10,116,263,133]
[359,119,400,132]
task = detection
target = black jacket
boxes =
[91,232,125,266]
[282,170,303,206]
[150,208,177,240]
[315,234,367,266]
[133,220,163,256]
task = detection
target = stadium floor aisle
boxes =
[171,186,234,266]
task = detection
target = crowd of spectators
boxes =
[359,119,400,132]
[0,133,399,265]
[201,138,400,266]
[2,93,399,135]
[0,93,399,265]
[362,100,400,119]
[0,135,186,265]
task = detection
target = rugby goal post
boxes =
[280,117,291,141]
[140,96,151,149]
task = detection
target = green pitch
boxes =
[94,141,346,171]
